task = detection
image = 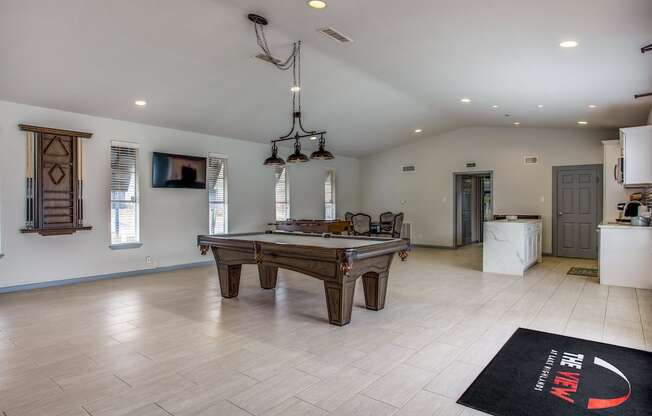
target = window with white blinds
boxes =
[110,142,140,245]
[208,155,228,234]
[274,167,290,221]
[324,170,336,220]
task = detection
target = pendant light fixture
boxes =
[287,137,310,163]
[263,142,285,166]
[249,13,334,166]
[310,134,334,160]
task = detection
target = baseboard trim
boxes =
[413,244,455,249]
[413,245,554,256]
[0,260,214,294]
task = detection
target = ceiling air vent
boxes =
[524,156,539,165]
[255,53,282,65]
[402,165,416,173]
[317,27,353,43]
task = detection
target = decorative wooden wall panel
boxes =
[19,124,93,236]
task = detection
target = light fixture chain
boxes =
[297,41,302,113]
[254,22,297,70]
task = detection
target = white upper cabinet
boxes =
[620,125,652,187]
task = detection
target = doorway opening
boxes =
[454,171,493,248]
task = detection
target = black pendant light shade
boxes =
[286,138,309,163]
[310,135,334,160]
[263,143,285,166]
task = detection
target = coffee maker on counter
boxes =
[618,191,651,226]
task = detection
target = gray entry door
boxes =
[555,166,600,259]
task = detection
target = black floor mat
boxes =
[457,328,652,415]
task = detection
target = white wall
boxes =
[360,126,614,253]
[0,100,360,288]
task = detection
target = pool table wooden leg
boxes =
[216,264,241,298]
[362,271,388,311]
[323,280,356,326]
[258,264,278,289]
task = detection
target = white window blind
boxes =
[208,155,228,234]
[110,143,139,245]
[325,170,336,220]
[274,167,290,221]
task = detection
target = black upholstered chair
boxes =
[378,211,394,234]
[379,211,395,233]
[351,213,372,236]
[391,213,404,238]
[377,212,404,238]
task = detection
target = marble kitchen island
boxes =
[483,219,542,276]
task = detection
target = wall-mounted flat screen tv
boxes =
[152,152,207,189]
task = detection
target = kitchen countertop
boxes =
[598,222,652,229]
[486,219,542,224]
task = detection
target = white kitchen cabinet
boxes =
[525,222,541,266]
[599,224,652,289]
[620,126,652,187]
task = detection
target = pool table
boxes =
[198,231,409,326]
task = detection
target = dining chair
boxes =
[391,212,404,238]
[351,213,372,236]
[379,211,395,233]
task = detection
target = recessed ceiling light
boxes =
[307,0,327,9]
[414,129,422,133]
[513,122,521,126]
[577,120,588,125]
[588,104,597,109]
[491,105,499,109]
[460,98,471,103]
[134,100,147,106]
[309,136,317,140]
[537,104,544,108]
[560,40,578,48]
[290,86,301,92]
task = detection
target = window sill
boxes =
[109,242,143,250]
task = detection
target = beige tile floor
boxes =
[0,245,650,416]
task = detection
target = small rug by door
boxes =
[457,328,652,416]
[567,267,599,278]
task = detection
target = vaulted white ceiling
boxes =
[1,0,651,156]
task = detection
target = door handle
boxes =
[558,212,564,216]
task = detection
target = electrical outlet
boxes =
[146,256,153,265]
